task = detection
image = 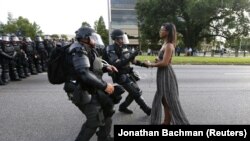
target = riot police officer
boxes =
[21,37,37,75]
[64,27,115,141]
[104,29,151,115]
[34,35,47,72]
[0,35,20,83]
[10,35,26,78]
[43,35,54,56]
[0,36,4,85]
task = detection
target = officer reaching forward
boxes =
[103,29,151,116]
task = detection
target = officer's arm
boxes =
[132,60,148,68]
[108,51,137,68]
[0,48,13,59]
[72,50,107,90]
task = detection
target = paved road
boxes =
[1,65,250,141]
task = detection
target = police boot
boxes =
[134,96,151,116]
[0,78,4,85]
[30,64,38,75]
[75,124,97,141]
[42,62,47,72]
[97,118,113,141]
[36,64,43,73]
[17,66,26,78]
[0,68,4,85]
[10,68,21,81]
[119,95,134,114]
[2,70,10,83]
[24,67,30,77]
[0,73,4,85]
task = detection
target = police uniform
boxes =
[105,42,151,116]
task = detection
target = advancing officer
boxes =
[64,27,116,141]
[104,29,151,115]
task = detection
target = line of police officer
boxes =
[0,34,55,85]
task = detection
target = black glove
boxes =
[134,60,148,68]
[109,85,125,104]
[129,50,139,61]
[141,62,149,68]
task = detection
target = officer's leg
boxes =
[41,51,48,72]
[75,97,104,141]
[0,63,4,85]
[22,53,30,77]
[2,59,10,83]
[119,94,134,114]
[34,55,42,73]
[28,55,37,75]
[122,82,151,116]
[9,59,20,81]
[96,116,113,141]
[16,54,26,78]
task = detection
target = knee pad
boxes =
[124,82,142,98]
[85,106,105,128]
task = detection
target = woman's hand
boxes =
[155,58,159,63]
[144,60,152,67]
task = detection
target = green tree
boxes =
[136,0,250,49]
[51,34,60,39]
[81,21,91,27]
[2,13,43,39]
[61,34,68,40]
[94,16,109,45]
[0,21,4,34]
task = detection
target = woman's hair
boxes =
[162,23,177,47]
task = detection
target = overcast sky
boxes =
[0,0,109,35]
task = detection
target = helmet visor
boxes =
[44,35,51,40]
[25,37,32,42]
[12,36,20,42]
[90,33,104,48]
[2,36,10,41]
[122,34,129,44]
[36,37,43,42]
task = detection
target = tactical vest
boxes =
[3,44,15,55]
[25,43,34,53]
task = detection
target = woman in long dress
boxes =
[145,23,189,125]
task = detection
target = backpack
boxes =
[47,43,71,84]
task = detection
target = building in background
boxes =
[108,0,139,48]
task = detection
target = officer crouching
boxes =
[63,27,123,141]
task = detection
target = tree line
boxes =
[136,0,250,54]
[0,13,108,45]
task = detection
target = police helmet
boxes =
[10,35,20,42]
[2,35,10,42]
[75,27,95,40]
[44,35,51,40]
[75,27,105,48]
[111,29,124,40]
[35,35,43,42]
[111,29,129,44]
